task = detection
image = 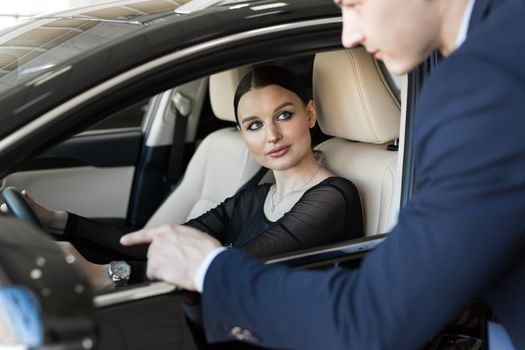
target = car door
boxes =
[2,98,150,225]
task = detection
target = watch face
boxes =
[110,261,130,282]
[114,264,129,276]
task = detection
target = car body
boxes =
[0,0,482,349]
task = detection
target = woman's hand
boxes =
[121,225,221,292]
[1,190,68,235]
[57,242,113,290]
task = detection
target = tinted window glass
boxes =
[0,0,186,93]
[86,97,150,131]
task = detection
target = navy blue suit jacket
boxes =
[201,0,525,348]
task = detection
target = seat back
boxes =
[146,66,260,227]
[313,48,401,236]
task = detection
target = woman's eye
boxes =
[277,111,292,120]
[247,121,263,131]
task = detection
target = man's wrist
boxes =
[194,247,227,293]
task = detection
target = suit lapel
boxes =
[468,0,494,32]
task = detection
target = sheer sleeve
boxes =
[63,193,239,260]
[242,178,363,259]
[62,178,362,278]
[183,195,237,245]
[63,214,146,260]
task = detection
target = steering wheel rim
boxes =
[2,187,43,229]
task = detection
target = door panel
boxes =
[4,130,143,220]
[21,129,143,170]
[4,166,135,218]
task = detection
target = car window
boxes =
[0,0,185,94]
[85,97,150,131]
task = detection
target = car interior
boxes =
[4,47,403,232]
[0,46,409,349]
[147,47,402,239]
[94,46,405,349]
[0,0,494,347]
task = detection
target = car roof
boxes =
[0,0,338,92]
[0,0,340,147]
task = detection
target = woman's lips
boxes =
[267,145,290,157]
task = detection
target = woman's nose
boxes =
[266,124,282,143]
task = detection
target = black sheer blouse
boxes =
[187,176,363,258]
[64,176,363,280]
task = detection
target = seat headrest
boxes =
[209,66,251,122]
[313,48,400,144]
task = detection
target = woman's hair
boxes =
[233,65,310,123]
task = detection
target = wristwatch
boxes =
[108,261,131,286]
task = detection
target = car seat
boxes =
[313,47,401,236]
[145,66,261,227]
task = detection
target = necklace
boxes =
[269,164,322,214]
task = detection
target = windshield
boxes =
[0,0,187,94]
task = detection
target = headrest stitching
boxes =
[345,49,380,142]
[373,59,401,109]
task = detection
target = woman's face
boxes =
[237,84,316,171]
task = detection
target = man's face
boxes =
[337,0,441,74]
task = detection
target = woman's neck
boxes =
[272,153,322,196]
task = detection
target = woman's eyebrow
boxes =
[273,101,294,113]
[240,115,258,124]
[240,101,294,124]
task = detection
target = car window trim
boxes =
[77,126,142,137]
[0,16,342,155]
[93,234,386,308]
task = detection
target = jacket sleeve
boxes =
[200,56,525,349]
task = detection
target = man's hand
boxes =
[120,225,221,291]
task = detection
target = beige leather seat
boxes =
[313,48,401,236]
[146,66,260,227]
[148,50,400,238]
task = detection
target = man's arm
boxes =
[200,56,525,349]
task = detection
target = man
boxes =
[122,0,525,348]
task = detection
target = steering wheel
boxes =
[2,187,43,229]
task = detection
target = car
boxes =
[0,0,487,349]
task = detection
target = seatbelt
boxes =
[166,91,192,184]
[236,167,269,194]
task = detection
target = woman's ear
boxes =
[306,100,317,128]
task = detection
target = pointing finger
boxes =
[120,229,157,246]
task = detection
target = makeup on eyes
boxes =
[241,101,296,131]
[244,110,294,131]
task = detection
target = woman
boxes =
[23,66,363,288]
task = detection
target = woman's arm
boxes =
[242,178,363,259]
[63,213,146,260]
[183,192,239,244]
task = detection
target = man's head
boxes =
[335,0,470,74]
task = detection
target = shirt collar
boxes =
[456,0,476,48]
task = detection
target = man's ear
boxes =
[307,100,317,128]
